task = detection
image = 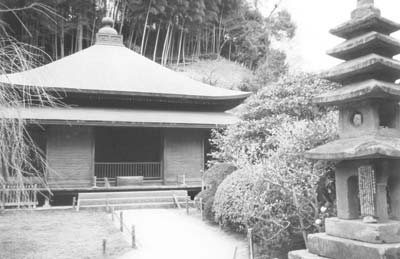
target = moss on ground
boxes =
[0,210,131,259]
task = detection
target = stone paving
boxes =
[115,209,248,259]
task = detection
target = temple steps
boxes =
[76,190,191,210]
[288,250,328,259]
[79,196,189,206]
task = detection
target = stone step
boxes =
[325,217,400,244]
[79,202,178,210]
[289,250,329,259]
[79,196,190,206]
[78,190,188,200]
[308,233,400,259]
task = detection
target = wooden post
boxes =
[247,228,254,259]
[199,198,204,220]
[233,246,238,259]
[72,197,76,209]
[120,211,124,232]
[33,184,37,209]
[0,185,4,211]
[182,174,186,185]
[131,225,136,248]
[186,196,189,215]
[93,176,97,187]
[200,170,205,191]
[102,239,107,254]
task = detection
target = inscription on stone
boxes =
[358,165,376,217]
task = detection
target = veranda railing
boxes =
[94,162,162,180]
[0,184,39,209]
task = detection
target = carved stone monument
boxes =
[289,1,400,258]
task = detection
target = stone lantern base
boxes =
[289,218,400,259]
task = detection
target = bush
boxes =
[203,163,237,190]
[195,163,236,221]
[213,168,257,231]
[213,166,306,258]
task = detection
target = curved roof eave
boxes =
[0,43,251,102]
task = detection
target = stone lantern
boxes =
[289,1,400,258]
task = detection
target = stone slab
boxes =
[308,233,400,259]
[288,250,329,259]
[330,14,400,39]
[327,31,400,60]
[313,79,400,106]
[325,217,400,244]
[321,53,400,84]
[305,135,400,160]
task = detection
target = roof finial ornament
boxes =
[95,16,123,46]
[101,17,115,28]
[352,0,380,19]
[357,0,374,7]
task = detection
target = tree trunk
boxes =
[197,31,201,57]
[76,17,83,51]
[140,0,153,55]
[212,24,216,53]
[70,30,74,55]
[143,26,150,56]
[176,24,184,66]
[167,27,175,65]
[182,32,186,66]
[54,32,58,60]
[205,26,208,54]
[60,20,65,58]
[217,10,223,56]
[229,41,232,61]
[153,21,161,61]
[90,17,97,45]
[128,23,135,49]
[161,22,171,65]
[119,2,127,34]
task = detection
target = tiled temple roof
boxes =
[0,17,250,107]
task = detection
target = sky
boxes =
[264,0,400,72]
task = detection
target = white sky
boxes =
[266,0,400,72]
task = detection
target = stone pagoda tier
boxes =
[289,1,400,259]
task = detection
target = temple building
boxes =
[0,18,250,191]
[289,0,400,258]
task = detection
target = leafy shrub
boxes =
[213,166,306,257]
[195,163,236,221]
[203,163,237,190]
[213,167,257,230]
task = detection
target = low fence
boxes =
[110,208,138,249]
[0,184,38,209]
[95,162,162,181]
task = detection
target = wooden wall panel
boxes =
[46,125,94,188]
[163,128,205,185]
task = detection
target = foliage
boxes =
[0,0,296,72]
[195,163,236,221]
[213,166,304,257]
[211,73,340,164]
[0,8,58,194]
[210,72,339,256]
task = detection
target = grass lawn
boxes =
[0,209,131,259]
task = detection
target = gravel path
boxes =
[115,209,248,259]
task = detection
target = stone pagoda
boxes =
[289,0,400,258]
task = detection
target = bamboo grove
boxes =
[0,0,295,70]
